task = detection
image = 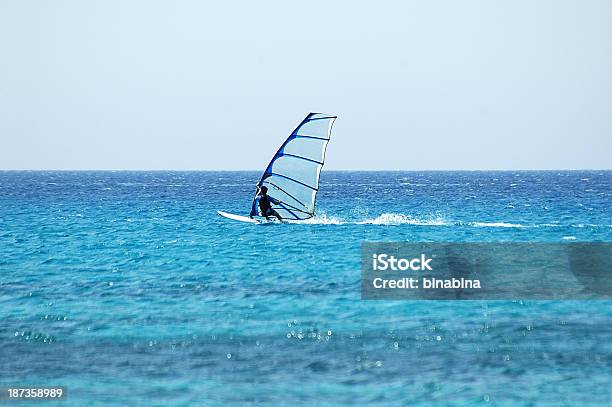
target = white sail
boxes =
[250,113,336,220]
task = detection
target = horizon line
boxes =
[1,168,610,172]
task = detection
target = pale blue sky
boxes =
[1,0,610,170]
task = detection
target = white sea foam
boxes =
[290,214,345,225]
[570,223,606,228]
[357,213,447,226]
[288,215,610,230]
[470,222,526,228]
[562,236,577,240]
[290,212,449,226]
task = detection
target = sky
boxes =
[0,0,610,170]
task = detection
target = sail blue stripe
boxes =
[280,153,324,166]
[267,172,318,191]
[293,135,329,141]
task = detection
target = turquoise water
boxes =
[0,171,610,406]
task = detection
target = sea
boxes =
[0,171,610,406]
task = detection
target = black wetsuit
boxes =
[259,195,272,216]
[259,195,278,217]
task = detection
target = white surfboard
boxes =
[217,211,261,224]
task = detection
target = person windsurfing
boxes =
[253,186,283,221]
